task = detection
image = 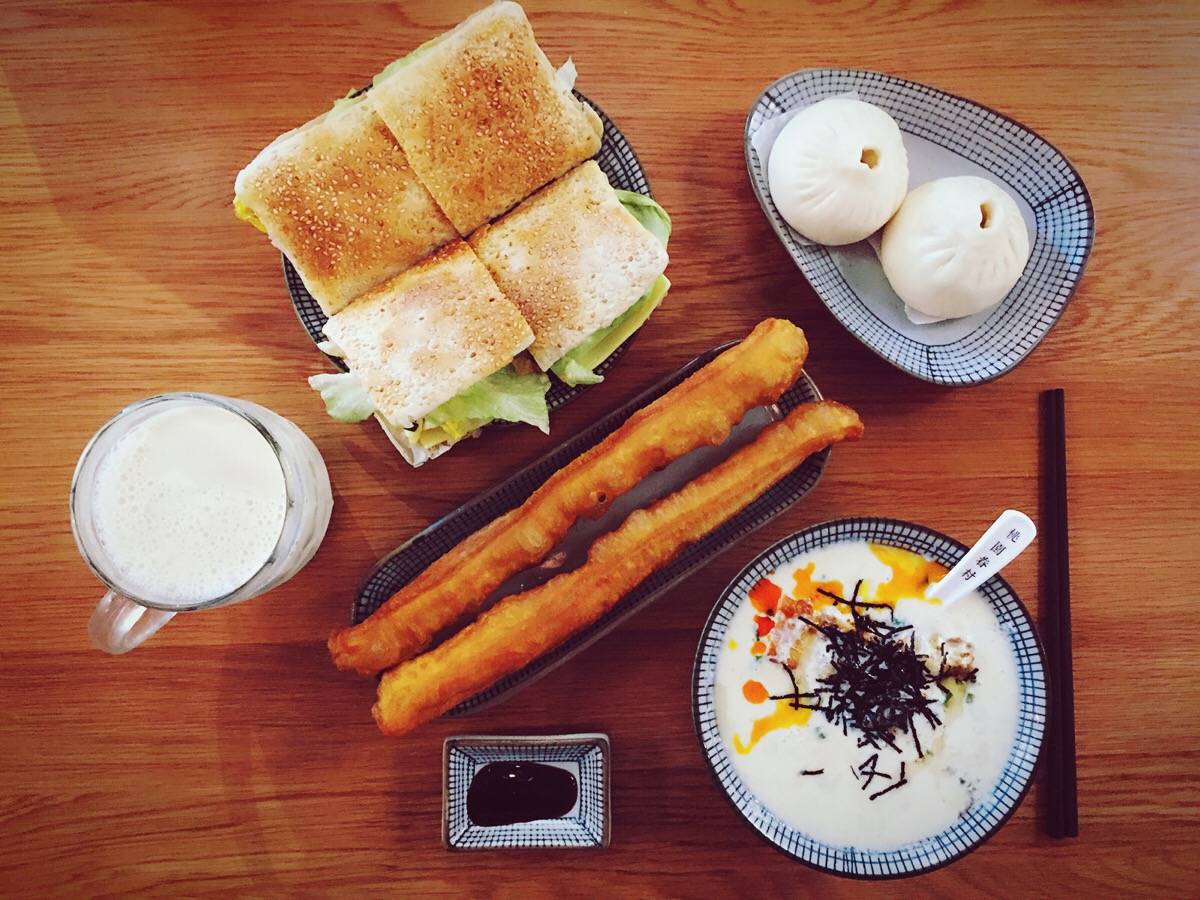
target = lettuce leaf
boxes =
[308,372,375,423]
[551,355,604,387]
[422,366,551,438]
[615,190,671,249]
[551,275,670,386]
[309,364,549,455]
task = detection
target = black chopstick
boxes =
[1041,388,1078,838]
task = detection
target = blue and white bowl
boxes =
[746,69,1094,386]
[443,734,611,850]
[692,517,1047,878]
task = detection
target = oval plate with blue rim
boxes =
[745,69,1094,386]
[692,517,1047,879]
[289,90,652,415]
[353,341,832,715]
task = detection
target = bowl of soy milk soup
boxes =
[692,518,1046,878]
[70,393,333,654]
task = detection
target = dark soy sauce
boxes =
[466,761,578,827]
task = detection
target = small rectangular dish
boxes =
[443,734,611,850]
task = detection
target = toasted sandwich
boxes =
[368,1,603,235]
[309,241,549,466]
[470,160,671,386]
[234,93,458,316]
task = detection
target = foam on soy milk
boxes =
[92,404,287,607]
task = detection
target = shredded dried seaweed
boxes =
[776,580,978,799]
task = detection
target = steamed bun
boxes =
[880,176,1031,320]
[767,98,908,245]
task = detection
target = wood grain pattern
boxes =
[1,0,1198,894]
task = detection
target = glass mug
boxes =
[70,393,333,653]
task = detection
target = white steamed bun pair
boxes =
[767,97,1031,320]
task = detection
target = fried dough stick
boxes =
[329,319,810,675]
[374,400,864,736]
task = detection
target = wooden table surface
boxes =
[3,0,1197,895]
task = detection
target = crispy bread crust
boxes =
[369,1,602,234]
[321,241,533,425]
[235,97,457,316]
[470,161,669,369]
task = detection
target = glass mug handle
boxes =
[88,591,175,654]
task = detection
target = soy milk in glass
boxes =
[71,393,333,653]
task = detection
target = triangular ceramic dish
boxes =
[746,69,1094,385]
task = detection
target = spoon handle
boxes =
[930,510,1037,605]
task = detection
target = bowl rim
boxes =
[743,67,1097,387]
[690,515,1048,879]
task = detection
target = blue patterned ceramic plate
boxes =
[443,734,611,850]
[353,342,831,715]
[290,90,651,414]
[746,69,1094,385]
[692,517,1047,878]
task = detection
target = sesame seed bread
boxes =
[234,95,457,316]
[368,1,603,236]
[469,161,669,370]
[321,241,534,426]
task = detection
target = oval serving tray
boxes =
[290,90,653,414]
[353,341,834,714]
[693,517,1048,879]
[746,69,1095,386]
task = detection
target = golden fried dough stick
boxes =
[373,400,864,736]
[329,318,810,675]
